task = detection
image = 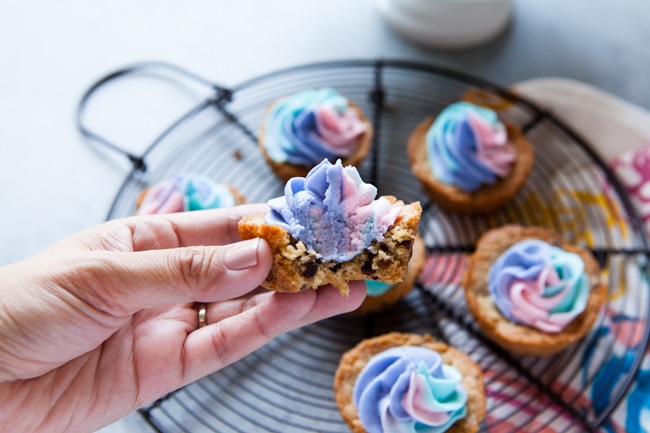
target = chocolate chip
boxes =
[302,262,318,278]
[331,263,342,273]
[362,260,375,276]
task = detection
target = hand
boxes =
[0,204,366,433]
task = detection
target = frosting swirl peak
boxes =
[353,346,468,433]
[488,239,590,333]
[263,88,367,166]
[426,102,516,191]
[266,159,401,261]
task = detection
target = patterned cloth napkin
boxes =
[513,78,650,433]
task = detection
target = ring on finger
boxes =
[196,303,208,329]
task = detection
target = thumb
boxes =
[68,238,273,315]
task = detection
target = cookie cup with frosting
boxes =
[135,174,246,215]
[462,225,607,356]
[407,102,534,215]
[259,88,373,182]
[334,332,486,433]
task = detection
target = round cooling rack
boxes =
[77,60,650,433]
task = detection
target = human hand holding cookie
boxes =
[0,205,365,433]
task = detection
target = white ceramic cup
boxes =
[375,0,513,50]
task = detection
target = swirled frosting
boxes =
[426,102,516,192]
[353,346,468,433]
[488,239,590,333]
[266,159,401,262]
[136,174,236,215]
[263,88,368,166]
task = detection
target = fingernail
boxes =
[225,238,260,270]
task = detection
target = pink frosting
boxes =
[611,146,650,226]
[316,105,367,150]
[401,372,454,426]
[508,266,578,333]
[468,112,515,178]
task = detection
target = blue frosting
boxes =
[366,280,394,297]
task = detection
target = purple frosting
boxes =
[266,159,401,261]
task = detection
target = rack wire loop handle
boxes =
[76,61,230,172]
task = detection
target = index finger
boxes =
[87,203,269,252]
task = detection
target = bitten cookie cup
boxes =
[462,225,607,356]
[259,100,373,182]
[334,333,486,433]
[407,117,534,215]
[351,234,426,315]
[237,199,422,296]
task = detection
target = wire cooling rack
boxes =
[77,60,650,433]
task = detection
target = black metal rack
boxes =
[77,60,650,432]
